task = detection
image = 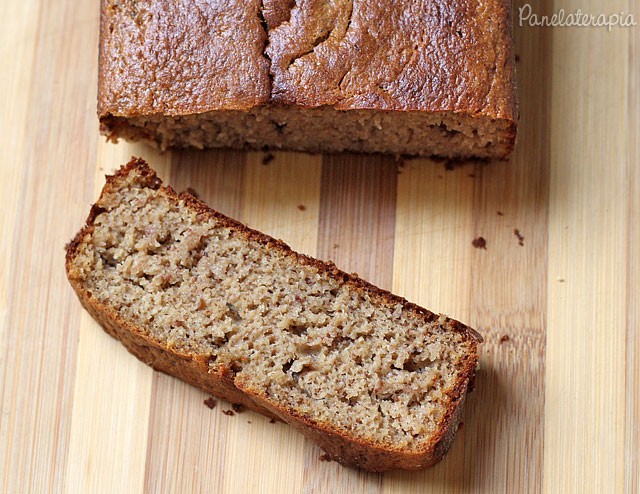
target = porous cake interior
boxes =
[69,169,476,450]
[102,106,513,159]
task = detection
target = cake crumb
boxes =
[320,453,333,462]
[558,278,566,283]
[457,422,464,431]
[232,403,244,413]
[269,418,277,424]
[515,54,521,62]
[514,229,524,246]
[499,335,510,343]
[222,409,235,416]
[261,153,275,165]
[497,211,504,216]
[297,204,306,211]
[472,237,487,250]
[247,420,252,424]
[204,397,217,409]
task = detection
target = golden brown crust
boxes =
[267,0,516,121]
[65,158,481,471]
[98,0,271,117]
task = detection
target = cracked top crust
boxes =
[98,0,270,116]
[99,0,516,123]
[266,0,516,120]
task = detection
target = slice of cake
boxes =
[65,158,482,471]
[98,0,517,159]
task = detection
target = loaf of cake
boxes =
[98,0,517,159]
[65,158,482,471]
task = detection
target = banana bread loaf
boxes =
[99,0,517,159]
[65,158,481,471]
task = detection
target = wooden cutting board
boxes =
[1,1,638,492]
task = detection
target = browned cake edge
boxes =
[65,158,482,471]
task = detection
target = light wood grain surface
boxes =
[1,1,638,492]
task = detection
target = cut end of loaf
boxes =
[100,107,516,159]
[65,158,481,471]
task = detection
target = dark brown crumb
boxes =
[184,187,200,199]
[261,153,275,165]
[515,54,521,62]
[497,211,504,216]
[232,403,244,413]
[225,302,242,321]
[457,422,464,431]
[472,237,487,250]
[499,335,510,343]
[444,160,456,171]
[320,453,333,462]
[297,204,306,211]
[222,409,235,416]
[269,418,277,424]
[467,173,476,178]
[514,229,525,246]
[203,397,217,409]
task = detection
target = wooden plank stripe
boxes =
[545,1,630,489]
[142,149,246,492]
[388,158,477,494]
[65,144,170,494]
[0,11,41,490]
[302,153,399,493]
[219,151,321,493]
[317,154,398,291]
[625,5,639,491]
[0,1,99,492]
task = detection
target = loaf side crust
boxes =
[65,158,482,471]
